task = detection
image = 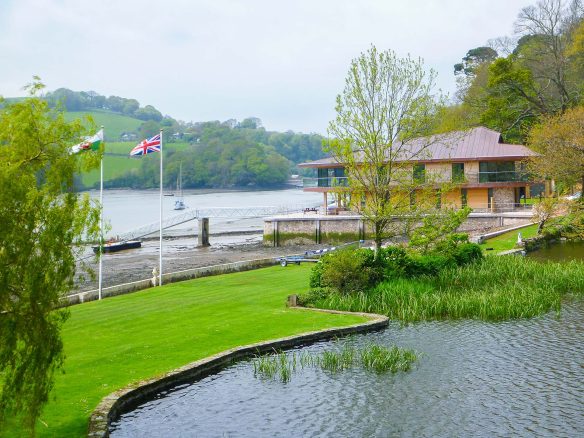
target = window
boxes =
[452,163,465,182]
[413,164,426,183]
[479,161,516,182]
[436,189,442,209]
[461,188,468,207]
[488,188,494,209]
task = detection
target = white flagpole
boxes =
[98,126,104,300]
[159,129,163,286]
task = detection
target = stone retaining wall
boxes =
[88,308,388,438]
[264,214,532,247]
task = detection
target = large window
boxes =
[317,167,345,187]
[479,161,516,182]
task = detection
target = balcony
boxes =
[461,171,531,184]
[303,177,349,188]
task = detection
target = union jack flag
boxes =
[130,134,161,156]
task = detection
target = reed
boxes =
[360,344,417,373]
[302,256,584,323]
[252,342,417,382]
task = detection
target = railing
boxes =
[303,177,349,188]
[459,171,531,184]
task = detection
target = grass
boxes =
[252,341,417,382]
[480,223,539,253]
[80,141,194,188]
[5,265,368,438]
[301,256,584,323]
[64,110,142,140]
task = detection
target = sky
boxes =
[0,0,535,135]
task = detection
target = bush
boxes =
[406,254,455,277]
[451,242,483,266]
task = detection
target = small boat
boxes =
[174,162,187,210]
[93,240,142,254]
[164,193,175,197]
[174,199,186,210]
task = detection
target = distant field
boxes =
[64,110,143,140]
[81,141,193,188]
[480,223,539,253]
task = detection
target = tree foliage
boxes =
[0,81,100,433]
[326,45,451,255]
[528,105,584,192]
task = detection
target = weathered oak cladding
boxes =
[264,215,532,246]
[88,309,389,438]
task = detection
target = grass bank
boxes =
[479,223,539,253]
[301,256,584,323]
[10,265,366,437]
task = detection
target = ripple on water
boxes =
[109,299,584,438]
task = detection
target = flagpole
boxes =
[159,129,163,286]
[98,126,104,300]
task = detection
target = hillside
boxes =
[64,110,143,140]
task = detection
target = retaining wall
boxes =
[264,213,532,247]
[88,308,388,437]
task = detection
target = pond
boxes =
[527,240,584,262]
[109,299,584,437]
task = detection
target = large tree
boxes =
[326,46,451,255]
[528,105,584,197]
[0,80,100,433]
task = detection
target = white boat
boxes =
[174,162,187,210]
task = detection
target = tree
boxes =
[528,105,584,197]
[0,80,100,433]
[454,46,498,76]
[326,46,450,256]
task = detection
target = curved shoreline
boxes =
[88,308,388,438]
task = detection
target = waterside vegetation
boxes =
[252,342,417,382]
[300,245,584,323]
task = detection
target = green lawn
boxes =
[480,223,539,253]
[24,265,366,437]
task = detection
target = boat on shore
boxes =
[93,240,142,254]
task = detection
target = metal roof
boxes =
[298,127,537,168]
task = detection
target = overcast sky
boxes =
[1,0,535,134]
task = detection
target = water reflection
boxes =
[110,300,584,437]
[527,241,584,262]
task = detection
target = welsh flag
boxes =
[71,129,103,154]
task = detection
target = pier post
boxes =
[198,218,210,247]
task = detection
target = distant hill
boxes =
[64,110,143,141]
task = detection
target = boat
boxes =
[174,162,187,210]
[93,240,142,254]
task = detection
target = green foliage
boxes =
[408,207,471,253]
[360,344,417,373]
[301,256,583,322]
[0,80,101,433]
[326,45,445,253]
[315,249,379,295]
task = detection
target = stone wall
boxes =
[493,188,515,211]
[264,213,532,247]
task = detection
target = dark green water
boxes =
[527,240,584,262]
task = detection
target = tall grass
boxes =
[302,256,584,323]
[252,342,417,382]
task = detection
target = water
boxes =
[527,240,584,262]
[86,188,323,237]
[110,299,584,437]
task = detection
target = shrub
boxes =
[319,248,372,294]
[451,242,483,266]
[406,254,455,277]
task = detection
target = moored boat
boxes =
[92,240,142,254]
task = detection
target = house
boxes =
[298,127,549,213]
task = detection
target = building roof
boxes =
[298,127,537,168]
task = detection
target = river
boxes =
[110,298,584,437]
[87,188,323,239]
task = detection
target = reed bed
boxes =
[302,256,584,323]
[252,342,417,382]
